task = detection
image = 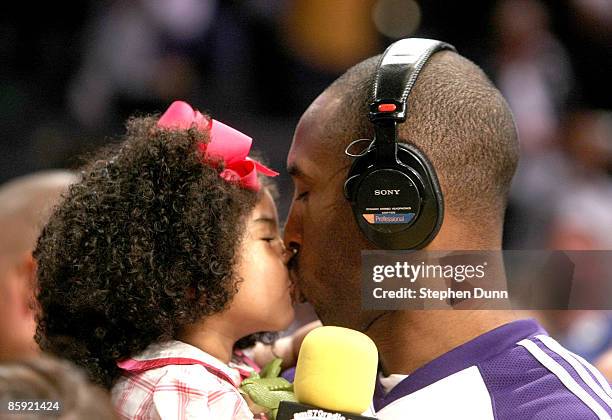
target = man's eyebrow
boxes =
[287,163,316,182]
[287,163,303,178]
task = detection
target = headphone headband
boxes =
[369,39,455,165]
[370,39,455,123]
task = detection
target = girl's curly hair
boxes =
[35,116,263,388]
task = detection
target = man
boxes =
[0,171,76,361]
[284,40,612,419]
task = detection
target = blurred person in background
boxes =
[0,354,116,419]
[0,171,77,361]
[493,0,572,155]
[542,109,612,379]
[68,0,218,130]
[491,0,575,249]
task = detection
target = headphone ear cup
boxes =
[395,142,443,212]
[395,142,444,246]
[344,171,361,201]
[344,141,443,250]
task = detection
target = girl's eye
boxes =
[262,236,282,244]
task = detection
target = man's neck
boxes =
[368,310,518,376]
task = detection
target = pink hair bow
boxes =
[157,101,278,191]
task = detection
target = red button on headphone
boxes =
[377,103,397,112]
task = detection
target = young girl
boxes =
[35,101,300,419]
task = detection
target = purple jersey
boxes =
[370,319,612,419]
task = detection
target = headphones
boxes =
[343,38,456,250]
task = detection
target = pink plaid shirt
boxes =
[111,340,256,419]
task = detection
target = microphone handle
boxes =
[277,401,377,420]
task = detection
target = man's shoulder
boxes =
[374,321,611,420]
[478,334,612,419]
[375,335,611,420]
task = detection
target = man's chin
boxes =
[292,271,366,329]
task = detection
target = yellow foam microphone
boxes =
[277,326,378,419]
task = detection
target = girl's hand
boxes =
[252,321,322,369]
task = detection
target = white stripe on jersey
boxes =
[569,346,612,399]
[536,335,612,410]
[373,366,495,420]
[518,339,611,420]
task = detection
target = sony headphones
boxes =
[343,38,456,250]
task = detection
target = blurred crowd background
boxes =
[3,0,610,236]
[1,0,612,396]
